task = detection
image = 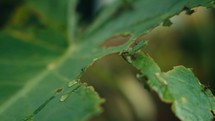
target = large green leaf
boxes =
[0,0,214,121]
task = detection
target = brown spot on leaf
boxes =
[101,34,131,49]
[55,88,63,94]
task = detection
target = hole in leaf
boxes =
[101,34,131,49]
[76,0,96,24]
[81,54,179,121]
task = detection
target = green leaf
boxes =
[25,0,77,30]
[127,51,215,121]
[0,0,214,121]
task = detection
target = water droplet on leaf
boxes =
[136,73,142,79]
[93,58,98,62]
[60,94,69,102]
[126,56,133,63]
[155,73,168,85]
[68,80,78,87]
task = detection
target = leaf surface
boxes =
[127,51,215,121]
[0,0,214,121]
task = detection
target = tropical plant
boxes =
[0,0,215,121]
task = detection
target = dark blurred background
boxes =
[1,0,215,121]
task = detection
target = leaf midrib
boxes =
[0,44,78,114]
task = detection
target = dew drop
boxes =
[68,80,78,87]
[93,58,98,62]
[126,56,132,63]
[136,73,142,79]
[60,94,69,102]
[155,73,168,85]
